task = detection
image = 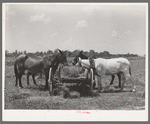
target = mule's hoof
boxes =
[27,85,31,88]
[96,90,100,93]
[114,86,119,88]
[132,89,136,93]
[100,89,104,93]
[18,86,23,89]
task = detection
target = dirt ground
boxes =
[4,57,145,110]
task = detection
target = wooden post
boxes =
[90,68,93,94]
[48,68,53,95]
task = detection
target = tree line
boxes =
[5,49,138,58]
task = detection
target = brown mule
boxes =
[14,49,68,90]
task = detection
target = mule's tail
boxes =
[129,66,131,75]
[14,61,18,77]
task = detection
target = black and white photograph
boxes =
[2,3,148,121]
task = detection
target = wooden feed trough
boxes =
[48,66,101,96]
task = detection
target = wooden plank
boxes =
[61,78,87,83]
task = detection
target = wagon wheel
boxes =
[48,68,53,95]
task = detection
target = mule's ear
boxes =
[57,48,62,54]
[79,50,83,55]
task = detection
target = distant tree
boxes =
[47,50,53,54]
[98,52,103,58]
[5,50,9,57]
[85,51,90,57]
[44,52,47,55]
[103,51,110,58]
[127,53,130,57]
[35,51,39,56]
[54,49,59,54]
[66,51,72,57]
[24,50,26,54]
[72,50,80,57]
[89,50,96,58]
[39,52,43,57]
[15,50,17,54]
[95,52,98,58]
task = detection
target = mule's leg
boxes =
[117,73,122,88]
[44,69,49,90]
[45,75,49,90]
[125,73,136,92]
[27,74,31,88]
[97,75,102,93]
[15,76,18,87]
[19,75,23,88]
[120,73,136,92]
[120,73,126,91]
[93,75,96,89]
[32,74,37,86]
[109,75,115,85]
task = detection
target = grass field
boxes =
[4,56,145,110]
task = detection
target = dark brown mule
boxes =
[14,49,68,90]
[72,50,122,88]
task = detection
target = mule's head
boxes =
[57,49,68,66]
[72,56,79,65]
[75,57,82,67]
[72,50,87,65]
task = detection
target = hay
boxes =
[62,86,71,98]
[70,91,80,99]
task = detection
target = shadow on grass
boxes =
[12,93,31,99]
[100,88,133,93]
[67,83,100,97]
[25,84,46,91]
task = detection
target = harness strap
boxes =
[88,57,101,77]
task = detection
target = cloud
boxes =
[76,20,88,28]
[29,14,51,23]
[126,30,132,35]
[30,14,45,22]
[111,30,119,37]
[44,16,51,24]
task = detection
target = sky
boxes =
[4,3,147,55]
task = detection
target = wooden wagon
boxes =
[48,65,101,95]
